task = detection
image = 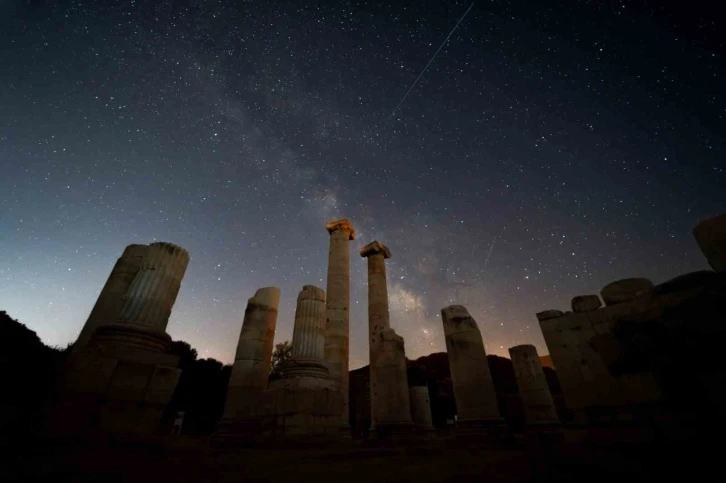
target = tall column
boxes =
[116,242,190,332]
[508,344,559,425]
[224,287,281,420]
[361,240,406,427]
[693,214,726,272]
[323,219,355,419]
[74,244,148,351]
[441,305,501,424]
[291,285,326,362]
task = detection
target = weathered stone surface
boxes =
[441,305,501,423]
[508,345,558,425]
[224,287,280,420]
[74,244,148,351]
[693,214,726,272]
[536,310,564,322]
[324,219,355,423]
[600,278,654,306]
[654,270,716,296]
[373,328,413,428]
[51,241,189,436]
[116,242,190,331]
[361,240,412,430]
[291,285,326,361]
[571,295,602,313]
[409,386,433,429]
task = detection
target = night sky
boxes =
[1,1,723,367]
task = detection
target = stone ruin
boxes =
[42,213,724,443]
[535,214,726,438]
[48,242,190,435]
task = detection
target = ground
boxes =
[3,433,712,483]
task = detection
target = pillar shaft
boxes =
[441,305,501,422]
[509,344,559,425]
[323,219,355,418]
[116,242,190,332]
[409,386,433,429]
[224,287,280,420]
[291,285,326,361]
[75,244,148,350]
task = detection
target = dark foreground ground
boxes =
[2,433,713,483]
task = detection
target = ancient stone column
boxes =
[373,328,413,428]
[74,244,148,351]
[361,240,412,428]
[508,344,559,425]
[224,287,280,420]
[291,285,326,361]
[323,219,355,417]
[441,305,501,424]
[693,214,726,272]
[409,386,434,429]
[116,242,190,331]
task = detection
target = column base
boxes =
[44,323,180,438]
[373,421,435,442]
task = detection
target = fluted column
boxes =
[116,242,190,332]
[509,344,559,425]
[224,287,281,420]
[74,244,148,351]
[441,305,501,423]
[323,219,355,419]
[291,285,326,361]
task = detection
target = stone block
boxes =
[106,361,154,402]
[64,352,119,394]
[571,295,602,312]
[601,278,654,305]
[144,365,181,404]
[536,310,564,322]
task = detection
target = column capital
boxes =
[360,240,391,259]
[325,219,356,240]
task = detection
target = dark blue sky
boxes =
[1,0,723,366]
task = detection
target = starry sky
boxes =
[1,1,724,368]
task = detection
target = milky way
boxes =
[1,1,723,368]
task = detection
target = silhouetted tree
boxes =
[269,340,292,381]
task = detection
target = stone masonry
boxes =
[508,344,558,425]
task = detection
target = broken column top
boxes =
[693,213,726,272]
[299,285,325,302]
[600,278,654,305]
[250,286,281,309]
[535,310,564,322]
[360,240,391,259]
[571,295,602,313]
[509,344,537,355]
[121,244,148,257]
[441,305,481,335]
[325,219,356,240]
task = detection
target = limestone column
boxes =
[323,219,355,417]
[74,244,148,351]
[409,386,434,429]
[224,287,280,420]
[508,344,559,425]
[373,328,413,427]
[116,242,190,332]
[361,240,411,427]
[291,285,326,361]
[441,305,501,424]
[693,214,726,272]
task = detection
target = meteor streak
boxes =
[389,2,474,118]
